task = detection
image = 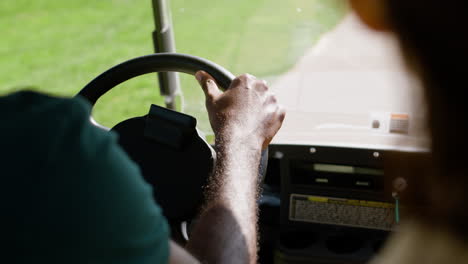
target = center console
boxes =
[259,144,404,264]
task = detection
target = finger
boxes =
[254,80,269,93]
[270,105,286,129]
[278,106,286,123]
[264,93,278,105]
[262,106,286,148]
[232,73,257,89]
[262,139,272,151]
[195,71,222,99]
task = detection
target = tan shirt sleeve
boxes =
[370,221,468,264]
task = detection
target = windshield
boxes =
[1,0,426,150]
[170,1,427,149]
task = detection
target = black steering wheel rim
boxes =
[77,53,235,106]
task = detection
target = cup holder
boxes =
[280,231,319,250]
[325,235,365,255]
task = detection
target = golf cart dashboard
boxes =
[76,50,426,263]
[259,143,419,264]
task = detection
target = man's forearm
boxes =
[184,71,285,263]
[186,138,262,264]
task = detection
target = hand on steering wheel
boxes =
[195,71,285,151]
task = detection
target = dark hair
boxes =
[385,1,468,238]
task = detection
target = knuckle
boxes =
[244,73,256,79]
[238,74,249,81]
[231,77,241,87]
[278,107,286,120]
[265,96,277,105]
[271,95,278,103]
[254,80,269,91]
[232,75,249,88]
[236,74,257,89]
[266,93,277,103]
[238,73,256,82]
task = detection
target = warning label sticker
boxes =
[289,194,396,230]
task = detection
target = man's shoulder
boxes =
[0,91,170,263]
[0,91,112,177]
[1,90,102,142]
[0,90,91,125]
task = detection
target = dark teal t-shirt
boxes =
[0,91,169,263]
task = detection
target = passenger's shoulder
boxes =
[371,221,468,264]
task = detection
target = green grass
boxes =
[0,0,347,133]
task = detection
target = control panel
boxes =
[260,144,414,264]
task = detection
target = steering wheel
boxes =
[76,53,268,222]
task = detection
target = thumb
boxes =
[195,71,222,100]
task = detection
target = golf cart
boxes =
[77,1,428,263]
